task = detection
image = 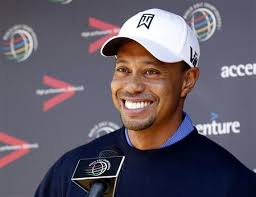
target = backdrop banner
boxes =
[0,0,255,196]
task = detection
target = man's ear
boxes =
[181,67,200,98]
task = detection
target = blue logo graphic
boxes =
[210,112,218,121]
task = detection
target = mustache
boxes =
[117,91,155,100]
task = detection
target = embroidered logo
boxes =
[190,46,198,66]
[137,14,155,29]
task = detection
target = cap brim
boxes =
[100,35,182,63]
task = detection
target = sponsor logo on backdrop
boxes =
[196,112,241,136]
[86,159,111,176]
[48,0,72,4]
[0,132,39,168]
[36,75,84,112]
[1,24,38,62]
[184,2,222,42]
[81,18,120,54]
[221,62,256,78]
[88,121,120,141]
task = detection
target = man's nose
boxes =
[125,74,145,94]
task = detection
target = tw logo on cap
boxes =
[137,14,155,29]
[190,46,198,67]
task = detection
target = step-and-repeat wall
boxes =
[0,0,255,196]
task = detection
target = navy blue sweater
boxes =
[35,128,256,196]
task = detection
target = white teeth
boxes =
[125,101,150,109]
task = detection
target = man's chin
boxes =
[121,117,155,131]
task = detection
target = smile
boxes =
[123,100,152,110]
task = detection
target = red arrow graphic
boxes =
[43,75,75,112]
[0,132,31,169]
[88,17,120,54]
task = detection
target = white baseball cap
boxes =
[101,8,200,67]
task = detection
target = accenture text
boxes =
[196,120,240,136]
[221,63,256,78]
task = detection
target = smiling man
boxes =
[110,40,199,150]
[35,8,256,197]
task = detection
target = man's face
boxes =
[111,40,186,131]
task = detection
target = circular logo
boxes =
[88,121,120,140]
[86,159,111,176]
[1,25,38,62]
[184,2,222,42]
[48,0,72,4]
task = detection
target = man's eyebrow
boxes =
[116,58,161,64]
[139,60,167,70]
[115,59,128,64]
[115,58,164,68]
[142,60,162,65]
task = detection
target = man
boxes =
[35,8,256,197]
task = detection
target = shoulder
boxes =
[191,130,242,165]
[188,129,255,176]
[184,129,256,193]
[192,131,242,163]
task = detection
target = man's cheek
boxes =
[111,81,120,109]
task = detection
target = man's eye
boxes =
[116,67,129,73]
[145,69,160,75]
